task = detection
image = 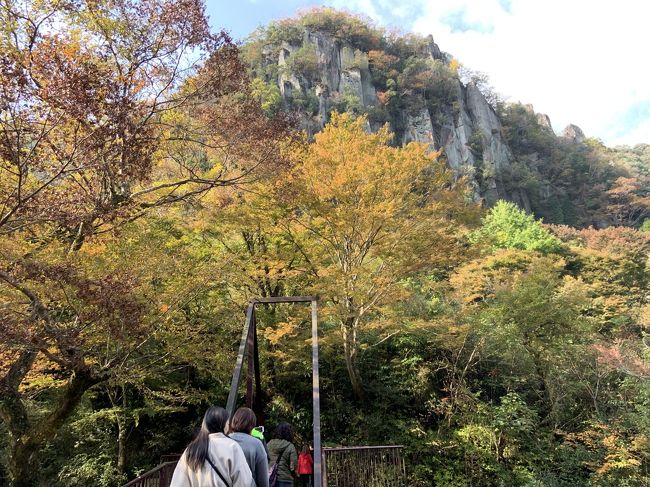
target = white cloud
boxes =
[608,119,650,147]
[327,0,385,23]
[326,0,650,146]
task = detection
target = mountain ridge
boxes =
[243,8,649,228]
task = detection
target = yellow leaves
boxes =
[280,111,476,330]
[565,423,646,480]
[262,317,300,345]
[597,433,642,476]
[450,250,565,305]
[80,242,107,257]
[297,112,438,232]
[640,304,650,329]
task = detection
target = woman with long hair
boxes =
[267,422,298,487]
[228,407,269,487]
[170,406,252,487]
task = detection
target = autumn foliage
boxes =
[0,4,648,487]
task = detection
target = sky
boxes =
[205,0,650,147]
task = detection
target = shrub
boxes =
[299,7,383,50]
[285,43,319,79]
[250,78,283,115]
[292,88,320,115]
[331,87,365,115]
[265,19,304,46]
[641,218,650,232]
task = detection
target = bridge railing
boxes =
[122,446,406,487]
[122,461,177,487]
[322,445,406,487]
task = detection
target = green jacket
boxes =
[267,439,297,482]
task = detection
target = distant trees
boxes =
[605,176,650,226]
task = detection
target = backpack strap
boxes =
[274,445,290,467]
[207,456,231,487]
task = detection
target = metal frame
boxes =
[226,296,322,487]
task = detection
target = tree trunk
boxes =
[2,365,101,487]
[116,386,128,476]
[3,408,39,487]
[342,317,366,401]
[7,435,40,487]
[0,351,38,487]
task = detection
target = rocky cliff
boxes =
[265,30,526,202]
[244,10,648,227]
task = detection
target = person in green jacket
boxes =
[267,422,298,487]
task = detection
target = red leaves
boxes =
[0,0,293,238]
[549,224,650,257]
[592,341,649,379]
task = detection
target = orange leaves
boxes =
[375,90,392,106]
[263,318,300,345]
[287,111,475,334]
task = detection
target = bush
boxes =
[299,7,383,51]
[265,19,304,46]
[292,88,320,115]
[330,87,365,115]
[285,43,319,79]
[250,78,283,115]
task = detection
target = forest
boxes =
[0,2,648,487]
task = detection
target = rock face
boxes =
[562,124,586,143]
[536,113,553,131]
[271,30,555,204]
[278,43,301,100]
[401,106,434,146]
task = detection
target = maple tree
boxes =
[283,112,476,399]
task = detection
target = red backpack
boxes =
[298,452,313,475]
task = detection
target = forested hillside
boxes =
[0,3,648,487]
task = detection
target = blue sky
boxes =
[206,0,312,40]
[205,0,650,147]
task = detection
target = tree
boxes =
[470,200,563,254]
[285,112,476,399]
[0,1,290,484]
[604,177,650,227]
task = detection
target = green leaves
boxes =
[470,200,564,254]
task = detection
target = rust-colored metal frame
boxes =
[226,296,322,487]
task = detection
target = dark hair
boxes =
[302,444,311,454]
[230,407,257,434]
[273,422,294,442]
[186,406,229,471]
